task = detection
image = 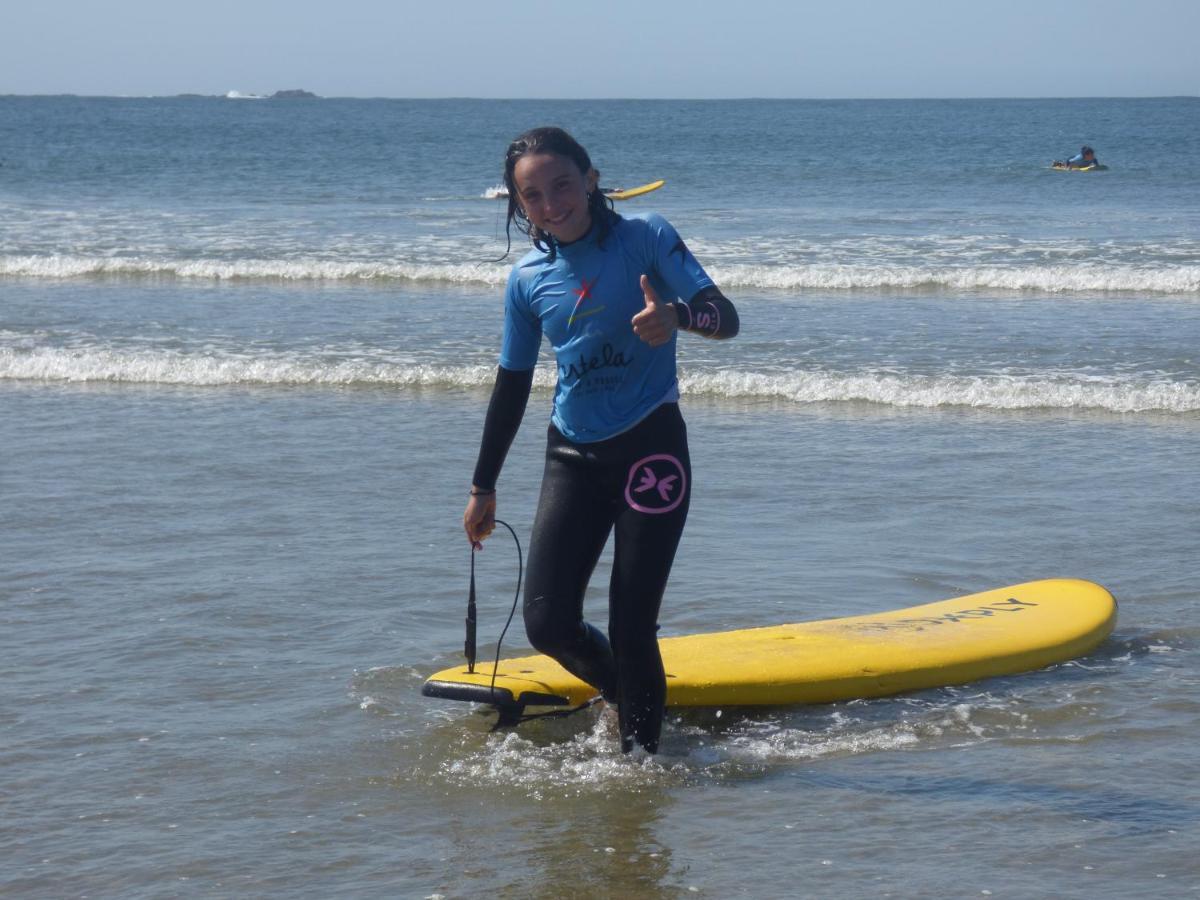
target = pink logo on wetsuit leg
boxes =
[624,454,687,514]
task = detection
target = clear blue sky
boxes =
[2,0,1197,98]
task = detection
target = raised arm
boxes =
[671,285,740,339]
[633,277,741,347]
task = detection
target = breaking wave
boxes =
[708,263,1200,295]
[0,254,510,286]
[3,254,1198,295]
[4,344,1196,414]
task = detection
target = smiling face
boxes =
[512,152,598,244]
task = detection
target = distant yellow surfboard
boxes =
[423,579,1117,711]
[488,179,665,201]
[604,179,665,200]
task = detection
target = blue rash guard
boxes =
[500,212,714,443]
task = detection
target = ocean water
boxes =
[2,96,1199,898]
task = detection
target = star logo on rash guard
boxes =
[568,276,606,325]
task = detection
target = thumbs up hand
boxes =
[631,274,679,347]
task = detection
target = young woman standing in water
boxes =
[463,127,739,753]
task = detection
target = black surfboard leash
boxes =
[466,520,602,729]
[468,519,523,698]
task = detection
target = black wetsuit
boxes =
[523,402,691,752]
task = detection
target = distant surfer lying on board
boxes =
[462,126,739,754]
[1052,145,1104,170]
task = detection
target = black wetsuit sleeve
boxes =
[470,365,535,490]
[672,285,740,339]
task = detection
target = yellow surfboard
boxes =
[422,579,1116,712]
[488,179,665,201]
[604,179,665,200]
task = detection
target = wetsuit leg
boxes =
[522,428,618,700]
[608,405,691,753]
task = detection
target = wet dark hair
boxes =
[501,126,616,260]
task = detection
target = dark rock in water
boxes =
[270,89,319,100]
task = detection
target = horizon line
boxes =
[2,92,1198,102]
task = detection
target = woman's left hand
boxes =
[631,275,679,347]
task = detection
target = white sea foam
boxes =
[678,369,1200,414]
[706,263,1200,295]
[0,345,509,389]
[3,254,1198,295]
[723,724,922,763]
[0,254,511,286]
[4,345,1197,414]
[438,723,677,794]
